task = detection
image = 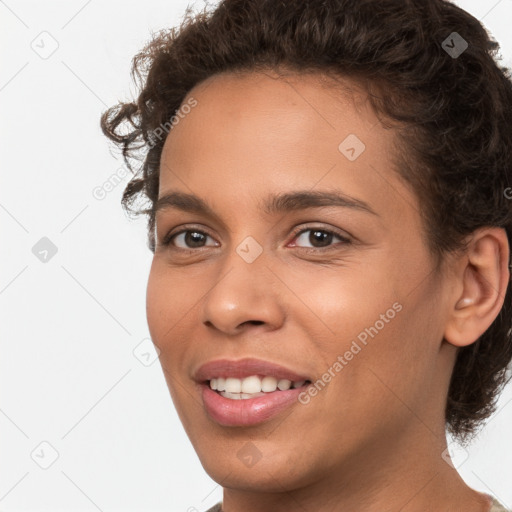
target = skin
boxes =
[146,69,510,512]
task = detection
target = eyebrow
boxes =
[154,189,378,218]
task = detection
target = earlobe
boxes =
[443,227,510,348]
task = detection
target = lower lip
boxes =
[200,383,306,426]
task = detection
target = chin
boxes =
[196,443,316,492]
[204,464,301,492]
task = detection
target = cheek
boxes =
[287,266,400,352]
[145,263,191,372]
[145,263,200,417]
[145,266,167,342]
[145,260,198,341]
[325,292,443,434]
[292,266,436,410]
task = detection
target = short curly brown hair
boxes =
[100,0,512,444]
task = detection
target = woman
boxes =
[101,0,512,510]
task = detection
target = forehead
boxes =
[166,69,382,146]
[158,69,417,229]
[161,70,390,173]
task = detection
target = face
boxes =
[146,70,456,491]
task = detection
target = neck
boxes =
[220,424,491,512]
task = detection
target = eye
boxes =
[162,228,218,250]
[289,226,351,251]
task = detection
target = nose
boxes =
[201,256,286,337]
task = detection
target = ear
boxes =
[443,227,510,348]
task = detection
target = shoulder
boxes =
[202,497,511,511]
[490,496,511,512]
[203,503,222,512]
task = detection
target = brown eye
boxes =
[163,229,218,249]
[290,227,351,251]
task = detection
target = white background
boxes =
[1,1,511,511]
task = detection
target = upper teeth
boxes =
[209,376,306,393]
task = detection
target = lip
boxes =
[200,382,309,427]
[193,358,312,427]
[193,357,311,382]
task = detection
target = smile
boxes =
[194,358,313,426]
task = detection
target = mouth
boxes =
[194,358,313,426]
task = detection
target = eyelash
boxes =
[159,225,352,253]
